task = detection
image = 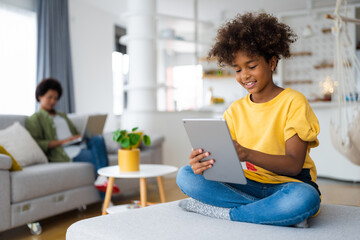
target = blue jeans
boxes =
[176,165,321,226]
[73,135,109,177]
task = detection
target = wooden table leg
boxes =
[101,177,114,215]
[157,176,166,203]
[139,178,147,207]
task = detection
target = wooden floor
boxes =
[1,177,360,240]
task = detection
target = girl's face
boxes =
[38,89,59,113]
[233,51,277,102]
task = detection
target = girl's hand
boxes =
[233,140,249,162]
[189,148,214,175]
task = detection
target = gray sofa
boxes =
[66,200,360,240]
[0,114,164,234]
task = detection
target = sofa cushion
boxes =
[11,162,96,203]
[0,114,27,129]
[0,122,47,167]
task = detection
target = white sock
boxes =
[293,219,309,228]
[179,198,230,220]
[179,198,309,226]
[94,175,107,186]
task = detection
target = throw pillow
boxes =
[0,122,48,167]
[0,145,22,171]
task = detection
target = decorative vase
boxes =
[118,149,140,172]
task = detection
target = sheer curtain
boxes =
[36,0,75,113]
[0,2,36,115]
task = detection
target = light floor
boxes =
[1,177,360,240]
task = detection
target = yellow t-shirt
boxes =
[223,88,320,194]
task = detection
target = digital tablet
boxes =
[182,118,247,185]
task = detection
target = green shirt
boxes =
[25,109,78,162]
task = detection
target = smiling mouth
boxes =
[243,81,256,88]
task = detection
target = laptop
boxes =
[63,114,107,146]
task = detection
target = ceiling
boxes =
[81,0,359,21]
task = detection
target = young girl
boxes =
[176,12,321,227]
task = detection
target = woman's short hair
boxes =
[35,78,63,102]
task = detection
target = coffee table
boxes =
[98,164,178,215]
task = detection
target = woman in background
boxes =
[26,78,119,194]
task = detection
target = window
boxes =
[0,3,36,115]
[112,25,127,115]
[163,65,203,111]
[112,52,129,115]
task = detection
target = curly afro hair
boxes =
[208,12,297,68]
[35,78,63,102]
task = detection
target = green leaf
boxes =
[113,131,120,142]
[120,130,127,136]
[113,129,125,142]
[113,129,128,143]
[143,135,151,146]
[131,127,139,132]
[120,137,130,149]
[129,133,141,146]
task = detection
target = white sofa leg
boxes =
[27,222,42,235]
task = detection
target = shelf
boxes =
[291,51,312,56]
[321,28,332,34]
[309,101,338,108]
[157,14,214,46]
[198,56,217,62]
[156,14,214,31]
[203,74,235,79]
[313,63,334,69]
[156,14,215,55]
[157,38,211,54]
[283,80,313,85]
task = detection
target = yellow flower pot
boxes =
[118,149,140,172]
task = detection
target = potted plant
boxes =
[113,127,151,172]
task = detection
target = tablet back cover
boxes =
[183,118,247,185]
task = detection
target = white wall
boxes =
[0,0,35,11]
[69,0,122,132]
[69,0,115,114]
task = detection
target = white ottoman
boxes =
[66,201,360,240]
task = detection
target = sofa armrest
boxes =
[0,154,12,170]
[140,134,165,150]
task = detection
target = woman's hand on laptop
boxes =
[48,135,82,149]
[189,148,214,175]
[62,135,82,144]
[68,135,82,141]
